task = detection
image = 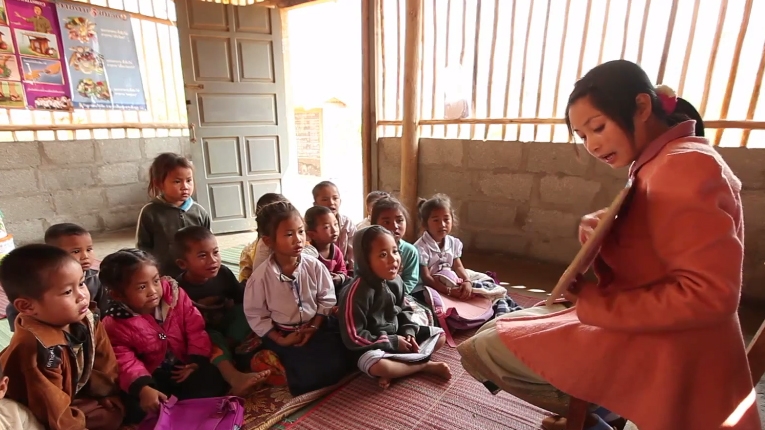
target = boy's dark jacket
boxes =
[0,307,122,430]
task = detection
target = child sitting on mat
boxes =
[339,225,450,389]
[356,190,390,230]
[100,249,228,424]
[173,226,270,396]
[243,201,351,396]
[304,205,349,290]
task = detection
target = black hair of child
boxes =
[256,201,302,238]
[304,205,333,232]
[99,248,157,294]
[147,152,194,198]
[255,193,287,215]
[565,59,704,138]
[417,194,457,229]
[0,244,76,302]
[44,223,89,244]
[173,226,215,259]
[311,180,337,199]
[370,196,409,225]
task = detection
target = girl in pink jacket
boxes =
[459,60,761,430]
[100,249,228,424]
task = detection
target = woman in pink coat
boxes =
[100,249,228,424]
[458,60,761,430]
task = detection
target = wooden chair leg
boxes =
[567,397,590,430]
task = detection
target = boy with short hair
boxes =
[0,362,44,429]
[312,181,356,269]
[0,244,124,430]
[174,226,270,396]
[6,223,107,331]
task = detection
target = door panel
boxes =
[177,0,289,233]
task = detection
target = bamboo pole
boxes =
[361,0,373,196]
[597,0,611,65]
[549,0,570,140]
[656,0,678,84]
[469,0,481,139]
[741,40,765,147]
[441,0,451,138]
[500,0,517,140]
[429,0,438,137]
[400,0,423,243]
[620,0,632,59]
[483,0,501,141]
[636,0,651,65]
[418,0,426,136]
[575,0,592,79]
[699,0,728,117]
[379,0,387,135]
[677,0,700,96]
[395,0,402,136]
[533,0,552,142]
[378,118,765,129]
[515,0,535,141]
[457,0,467,138]
[714,0,753,146]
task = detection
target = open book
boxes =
[546,178,634,306]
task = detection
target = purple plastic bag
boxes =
[138,396,244,430]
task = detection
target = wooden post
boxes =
[361,0,375,199]
[400,0,423,242]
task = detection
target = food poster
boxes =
[4,0,71,110]
[56,2,146,110]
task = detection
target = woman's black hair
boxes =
[256,201,302,238]
[417,193,457,229]
[99,248,157,294]
[370,196,409,225]
[565,60,704,138]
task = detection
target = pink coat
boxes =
[102,277,212,394]
[497,122,760,430]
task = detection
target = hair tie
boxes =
[655,85,677,114]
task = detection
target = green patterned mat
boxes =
[221,244,246,279]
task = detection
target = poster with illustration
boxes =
[5,0,71,110]
[57,2,146,110]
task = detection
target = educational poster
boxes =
[5,0,71,110]
[56,2,146,110]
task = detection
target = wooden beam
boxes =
[361,0,374,198]
[400,0,423,242]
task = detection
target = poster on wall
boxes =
[56,1,146,110]
[3,0,71,110]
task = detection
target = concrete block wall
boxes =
[0,137,190,244]
[377,137,765,301]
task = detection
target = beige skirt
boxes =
[457,304,574,415]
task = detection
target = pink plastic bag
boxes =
[138,396,244,430]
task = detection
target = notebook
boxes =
[546,178,634,306]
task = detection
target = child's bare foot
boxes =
[424,362,452,380]
[230,370,271,396]
[377,377,391,389]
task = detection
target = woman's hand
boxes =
[563,274,596,304]
[138,386,167,413]
[578,208,607,244]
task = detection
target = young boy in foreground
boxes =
[6,223,108,331]
[0,245,124,430]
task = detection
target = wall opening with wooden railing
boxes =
[374,0,765,148]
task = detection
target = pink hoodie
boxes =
[497,121,760,429]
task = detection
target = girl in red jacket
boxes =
[100,249,228,424]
